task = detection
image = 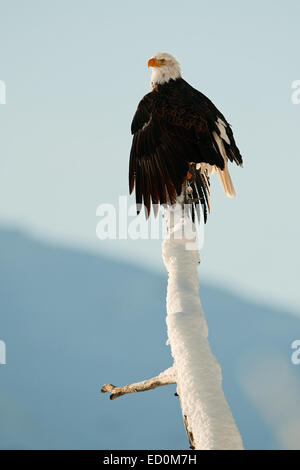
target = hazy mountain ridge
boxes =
[0,227,299,449]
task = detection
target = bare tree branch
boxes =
[101,366,176,401]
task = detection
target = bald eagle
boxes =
[129,52,243,222]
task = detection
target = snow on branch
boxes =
[163,201,243,450]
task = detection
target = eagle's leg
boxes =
[184,163,200,205]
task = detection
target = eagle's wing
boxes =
[129,93,191,218]
[182,80,243,167]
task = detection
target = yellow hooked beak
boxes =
[147,57,163,68]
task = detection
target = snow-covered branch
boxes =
[163,201,243,450]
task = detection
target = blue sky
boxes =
[0,0,299,312]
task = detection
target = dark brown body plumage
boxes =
[129,78,242,221]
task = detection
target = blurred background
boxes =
[0,0,300,450]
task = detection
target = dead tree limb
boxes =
[101,365,196,449]
[162,201,243,450]
[101,366,176,400]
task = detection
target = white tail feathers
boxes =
[212,129,236,198]
[216,166,236,197]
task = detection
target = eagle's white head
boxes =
[148,52,181,89]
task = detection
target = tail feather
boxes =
[216,166,236,197]
[212,129,236,198]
